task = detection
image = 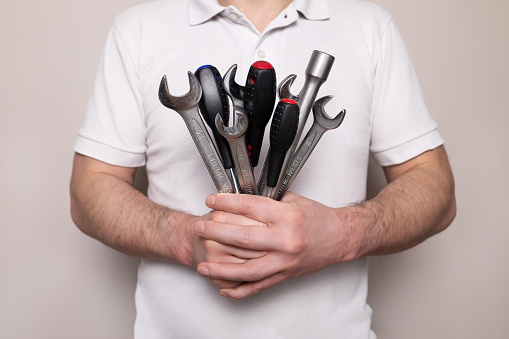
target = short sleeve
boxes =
[369,19,443,166]
[74,23,146,167]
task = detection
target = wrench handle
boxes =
[276,126,323,200]
[231,141,258,195]
[182,111,234,193]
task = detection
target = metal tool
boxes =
[243,61,277,168]
[275,96,345,200]
[260,99,299,199]
[195,65,241,193]
[257,50,335,193]
[223,64,245,125]
[215,107,258,195]
[158,72,234,193]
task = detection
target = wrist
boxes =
[334,203,378,261]
[158,209,197,266]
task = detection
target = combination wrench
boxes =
[257,50,335,193]
[223,64,244,125]
[275,95,346,201]
[158,72,234,193]
[215,107,258,195]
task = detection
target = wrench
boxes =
[257,50,335,193]
[276,95,345,201]
[223,64,245,125]
[158,72,234,193]
[215,107,258,195]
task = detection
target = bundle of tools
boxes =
[158,50,346,201]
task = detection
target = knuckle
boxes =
[210,211,226,223]
[243,266,259,282]
[283,233,306,254]
[240,195,257,211]
[249,283,263,295]
[238,229,251,246]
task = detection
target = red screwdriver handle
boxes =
[267,99,299,188]
[244,61,276,167]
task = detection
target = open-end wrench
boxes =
[223,64,245,125]
[275,96,346,201]
[215,107,258,195]
[257,50,335,193]
[158,72,234,193]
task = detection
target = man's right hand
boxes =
[70,153,266,290]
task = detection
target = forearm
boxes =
[70,162,193,264]
[346,148,456,258]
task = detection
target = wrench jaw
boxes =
[313,96,347,129]
[278,74,299,101]
[215,106,249,138]
[223,64,245,106]
[158,72,202,111]
[215,108,258,195]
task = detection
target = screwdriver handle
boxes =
[195,65,234,169]
[267,99,299,188]
[244,61,276,167]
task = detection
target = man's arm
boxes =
[193,146,456,299]
[70,153,266,268]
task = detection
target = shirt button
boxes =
[257,50,266,59]
[229,12,239,22]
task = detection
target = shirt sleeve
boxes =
[74,22,147,167]
[369,19,443,167]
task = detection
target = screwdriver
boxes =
[243,61,277,168]
[262,98,299,199]
[195,65,241,193]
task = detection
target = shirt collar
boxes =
[188,0,329,26]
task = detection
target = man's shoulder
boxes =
[329,0,393,23]
[113,0,188,30]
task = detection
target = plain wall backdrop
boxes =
[1,0,507,338]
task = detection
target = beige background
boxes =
[1,0,508,338]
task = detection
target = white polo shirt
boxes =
[75,0,443,338]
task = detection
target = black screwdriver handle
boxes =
[267,99,300,188]
[195,65,234,169]
[244,61,277,167]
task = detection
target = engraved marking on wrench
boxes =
[276,96,345,200]
[158,73,234,193]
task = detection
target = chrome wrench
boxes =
[158,72,234,193]
[223,64,244,125]
[276,96,346,200]
[215,107,258,195]
[257,50,335,193]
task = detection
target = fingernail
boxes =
[194,221,204,235]
[206,195,216,207]
[198,266,209,277]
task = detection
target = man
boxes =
[70,0,456,337]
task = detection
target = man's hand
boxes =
[70,153,266,281]
[188,211,268,289]
[194,192,355,299]
[194,146,456,300]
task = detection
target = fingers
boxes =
[210,210,267,227]
[206,193,283,223]
[219,273,288,300]
[207,278,242,290]
[202,240,266,262]
[196,255,282,283]
[195,221,279,251]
